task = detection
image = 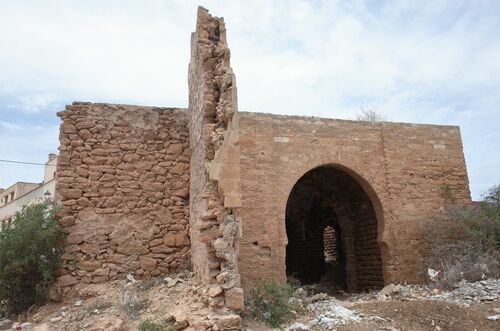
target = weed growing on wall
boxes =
[0,201,66,315]
[355,109,386,123]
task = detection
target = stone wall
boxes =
[55,102,190,293]
[51,8,472,320]
[188,7,244,320]
[233,112,471,291]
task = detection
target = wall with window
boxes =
[0,180,55,229]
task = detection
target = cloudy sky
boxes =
[0,0,498,199]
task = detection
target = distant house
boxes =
[0,153,58,230]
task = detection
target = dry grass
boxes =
[421,185,500,289]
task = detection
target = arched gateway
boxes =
[234,110,470,293]
[285,165,384,291]
[54,6,471,323]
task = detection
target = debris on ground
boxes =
[486,314,500,321]
[10,322,30,330]
[308,300,362,327]
[1,271,240,331]
[443,279,500,304]
[287,322,311,330]
[0,319,11,329]
[2,277,499,330]
[345,278,500,305]
[281,279,500,331]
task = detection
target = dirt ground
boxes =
[241,300,500,331]
[1,273,217,330]
[2,277,500,330]
[242,284,500,331]
[342,300,499,331]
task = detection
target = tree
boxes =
[0,201,66,315]
[483,184,500,205]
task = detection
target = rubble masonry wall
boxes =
[188,7,244,317]
[56,103,190,294]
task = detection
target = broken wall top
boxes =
[189,6,237,128]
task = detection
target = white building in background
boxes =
[0,154,58,230]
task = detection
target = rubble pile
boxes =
[285,279,500,330]
[442,279,500,304]
[348,284,429,302]
[285,292,365,330]
[308,300,362,328]
[347,279,500,305]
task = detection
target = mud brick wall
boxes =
[55,102,190,292]
[234,112,471,291]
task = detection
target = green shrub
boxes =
[473,184,500,250]
[0,201,66,315]
[138,318,176,331]
[246,280,302,328]
[422,184,500,288]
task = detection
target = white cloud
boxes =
[0,0,499,198]
[0,120,22,130]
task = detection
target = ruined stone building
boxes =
[54,7,471,317]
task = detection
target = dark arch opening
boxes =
[285,165,384,292]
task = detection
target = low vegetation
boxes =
[138,318,176,331]
[84,299,114,315]
[138,277,164,292]
[122,289,149,320]
[422,184,500,289]
[246,279,303,328]
[0,201,65,315]
[355,109,386,123]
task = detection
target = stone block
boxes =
[59,189,83,199]
[163,232,189,247]
[57,275,78,287]
[77,260,101,271]
[140,257,158,271]
[225,287,244,310]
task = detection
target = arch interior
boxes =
[285,166,384,292]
